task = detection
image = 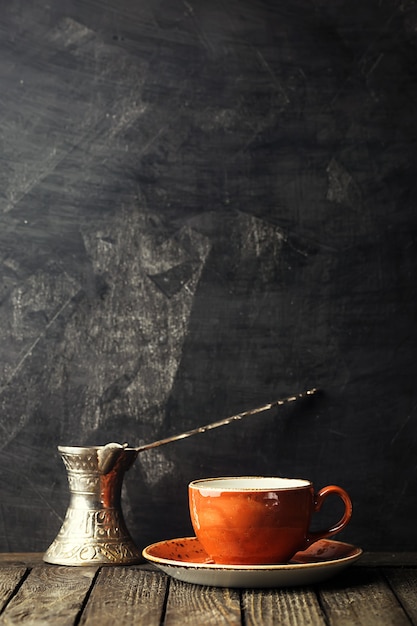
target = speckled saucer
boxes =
[142,537,362,588]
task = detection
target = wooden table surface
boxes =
[0,552,416,625]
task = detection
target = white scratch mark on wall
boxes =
[254,48,290,108]
[391,400,417,445]
[79,212,212,440]
[326,158,353,204]
[0,17,148,215]
[0,289,79,399]
[139,448,175,487]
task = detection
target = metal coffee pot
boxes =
[43,444,141,566]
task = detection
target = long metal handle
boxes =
[135,387,318,453]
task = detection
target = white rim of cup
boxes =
[188,476,312,491]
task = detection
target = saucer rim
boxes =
[142,536,363,571]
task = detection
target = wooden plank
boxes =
[384,568,417,625]
[0,564,98,625]
[0,554,44,566]
[78,567,167,626]
[242,587,327,626]
[319,568,411,626]
[164,579,241,626]
[0,566,28,611]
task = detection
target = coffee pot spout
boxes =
[97,441,131,474]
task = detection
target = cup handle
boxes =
[305,485,353,548]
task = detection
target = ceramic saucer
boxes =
[142,537,362,588]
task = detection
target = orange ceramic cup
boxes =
[188,476,352,565]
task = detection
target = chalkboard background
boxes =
[0,0,416,555]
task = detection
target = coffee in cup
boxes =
[188,476,352,565]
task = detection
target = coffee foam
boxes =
[189,477,311,491]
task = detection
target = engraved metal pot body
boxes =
[43,445,141,566]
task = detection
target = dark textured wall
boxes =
[0,0,416,554]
